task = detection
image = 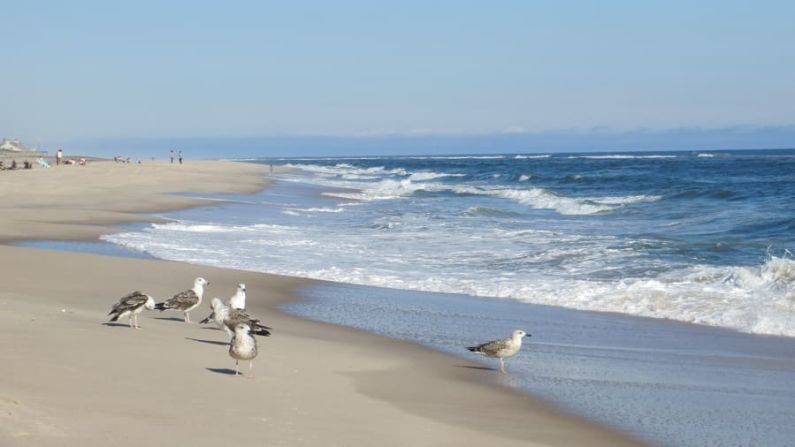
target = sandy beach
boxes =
[0,161,642,446]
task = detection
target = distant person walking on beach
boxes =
[56,149,63,166]
[178,150,183,164]
[170,150,175,163]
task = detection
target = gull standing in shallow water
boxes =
[228,283,246,310]
[107,291,156,329]
[154,277,208,323]
[229,323,258,377]
[466,330,530,373]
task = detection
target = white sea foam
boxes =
[697,153,715,158]
[287,207,345,213]
[569,154,678,159]
[519,175,532,182]
[407,171,464,181]
[150,223,239,233]
[429,155,505,160]
[321,178,424,202]
[287,162,658,216]
[286,163,407,178]
[319,179,659,215]
[592,195,661,205]
[151,222,297,234]
[515,154,550,159]
[104,217,795,337]
[447,185,660,215]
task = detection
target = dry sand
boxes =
[0,161,643,446]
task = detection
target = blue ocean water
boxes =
[106,149,795,337]
[90,148,795,446]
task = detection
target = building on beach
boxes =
[0,138,47,157]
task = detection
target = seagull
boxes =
[200,298,271,338]
[226,308,272,337]
[229,323,258,377]
[107,291,156,329]
[200,297,233,337]
[228,283,246,310]
[154,277,209,323]
[466,330,530,373]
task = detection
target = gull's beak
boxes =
[525,333,531,337]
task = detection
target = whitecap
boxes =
[514,154,551,159]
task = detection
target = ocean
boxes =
[89,149,795,446]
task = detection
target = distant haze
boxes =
[62,126,795,159]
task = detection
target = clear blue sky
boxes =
[2,1,794,155]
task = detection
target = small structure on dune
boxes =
[0,138,46,156]
[0,138,48,170]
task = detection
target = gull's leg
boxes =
[184,312,191,323]
[234,360,240,376]
[500,358,506,373]
[248,360,255,379]
[128,315,134,329]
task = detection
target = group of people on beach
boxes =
[107,278,269,377]
[170,149,184,164]
[0,159,33,170]
[54,149,85,165]
[51,149,85,166]
[3,147,191,171]
[1,148,72,171]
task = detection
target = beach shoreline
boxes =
[0,160,642,446]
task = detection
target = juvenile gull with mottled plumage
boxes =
[226,308,271,337]
[107,291,156,329]
[466,329,530,373]
[229,323,258,377]
[154,277,208,323]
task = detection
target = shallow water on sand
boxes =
[284,283,795,447]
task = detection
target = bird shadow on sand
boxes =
[101,322,131,328]
[186,337,228,346]
[153,317,184,322]
[455,365,498,372]
[206,367,237,376]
